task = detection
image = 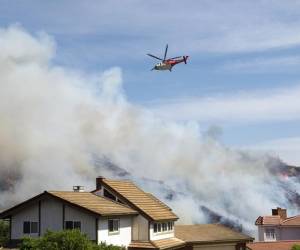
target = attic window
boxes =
[104,189,117,201]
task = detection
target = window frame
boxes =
[65,221,81,231]
[153,221,174,235]
[265,228,276,240]
[108,218,120,235]
[23,221,39,234]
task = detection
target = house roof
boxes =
[100,178,178,221]
[152,237,186,249]
[48,191,138,216]
[0,191,138,219]
[128,238,185,250]
[255,215,300,226]
[175,224,253,243]
[247,240,300,250]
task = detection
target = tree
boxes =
[20,230,125,250]
[0,219,9,247]
[292,244,300,250]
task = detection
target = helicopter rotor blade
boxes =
[147,54,163,61]
[169,56,182,60]
[164,44,168,61]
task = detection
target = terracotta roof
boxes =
[128,238,185,250]
[175,224,253,243]
[255,215,300,226]
[255,216,281,225]
[247,241,300,250]
[48,191,138,216]
[152,237,186,249]
[101,179,178,221]
[281,215,300,226]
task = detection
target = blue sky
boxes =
[1,0,300,164]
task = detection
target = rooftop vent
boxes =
[73,186,85,192]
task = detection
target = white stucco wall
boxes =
[98,217,132,247]
[11,202,39,239]
[149,222,174,240]
[40,198,63,235]
[132,215,148,241]
[65,205,96,241]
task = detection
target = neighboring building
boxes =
[0,177,253,249]
[247,240,300,250]
[255,207,300,242]
[175,224,252,250]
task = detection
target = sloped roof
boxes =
[101,178,178,221]
[255,216,281,225]
[129,241,156,249]
[281,215,300,226]
[255,215,300,226]
[128,238,185,250]
[175,224,253,243]
[152,237,186,249]
[247,240,300,250]
[48,191,138,216]
[0,191,138,219]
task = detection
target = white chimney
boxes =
[73,186,85,192]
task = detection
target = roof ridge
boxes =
[282,214,300,222]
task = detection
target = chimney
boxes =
[96,176,104,190]
[73,186,85,192]
[272,207,287,220]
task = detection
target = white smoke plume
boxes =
[0,26,298,236]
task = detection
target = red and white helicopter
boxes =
[147,44,189,71]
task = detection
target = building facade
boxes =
[255,207,300,242]
[0,177,253,250]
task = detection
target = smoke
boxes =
[0,25,299,236]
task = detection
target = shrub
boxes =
[292,244,300,250]
[20,230,124,250]
[0,219,9,247]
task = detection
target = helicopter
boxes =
[147,44,189,71]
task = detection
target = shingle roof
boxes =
[129,241,156,249]
[175,224,253,243]
[48,191,138,216]
[101,179,178,221]
[152,237,186,249]
[255,215,300,226]
[128,238,185,250]
[247,241,300,250]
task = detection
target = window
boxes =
[265,228,275,240]
[157,223,161,232]
[23,221,38,234]
[108,219,119,234]
[153,221,174,234]
[65,221,81,231]
[104,189,117,201]
[168,221,173,231]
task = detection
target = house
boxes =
[255,207,300,241]
[175,224,252,250]
[0,176,253,250]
